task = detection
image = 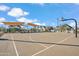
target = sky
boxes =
[0,3,79,27]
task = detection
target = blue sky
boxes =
[0,3,79,27]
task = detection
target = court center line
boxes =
[32,35,73,56]
[29,33,48,48]
[10,34,19,56]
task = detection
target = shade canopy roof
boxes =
[27,23,39,26]
[2,22,39,27]
[3,22,24,26]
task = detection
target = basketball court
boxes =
[0,32,79,56]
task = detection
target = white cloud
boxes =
[0,17,6,22]
[34,22,46,26]
[8,8,29,18]
[17,17,38,23]
[0,17,6,24]
[0,5,10,11]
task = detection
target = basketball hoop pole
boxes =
[61,17,77,38]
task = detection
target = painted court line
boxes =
[32,35,73,56]
[29,33,48,48]
[11,34,19,56]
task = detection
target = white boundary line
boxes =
[10,34,19,56]
[32,35,73,56]
[29,33,48,48]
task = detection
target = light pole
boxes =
[60,17,77,38]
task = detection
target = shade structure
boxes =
[27,23,39,26]
[3,22,24,26]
